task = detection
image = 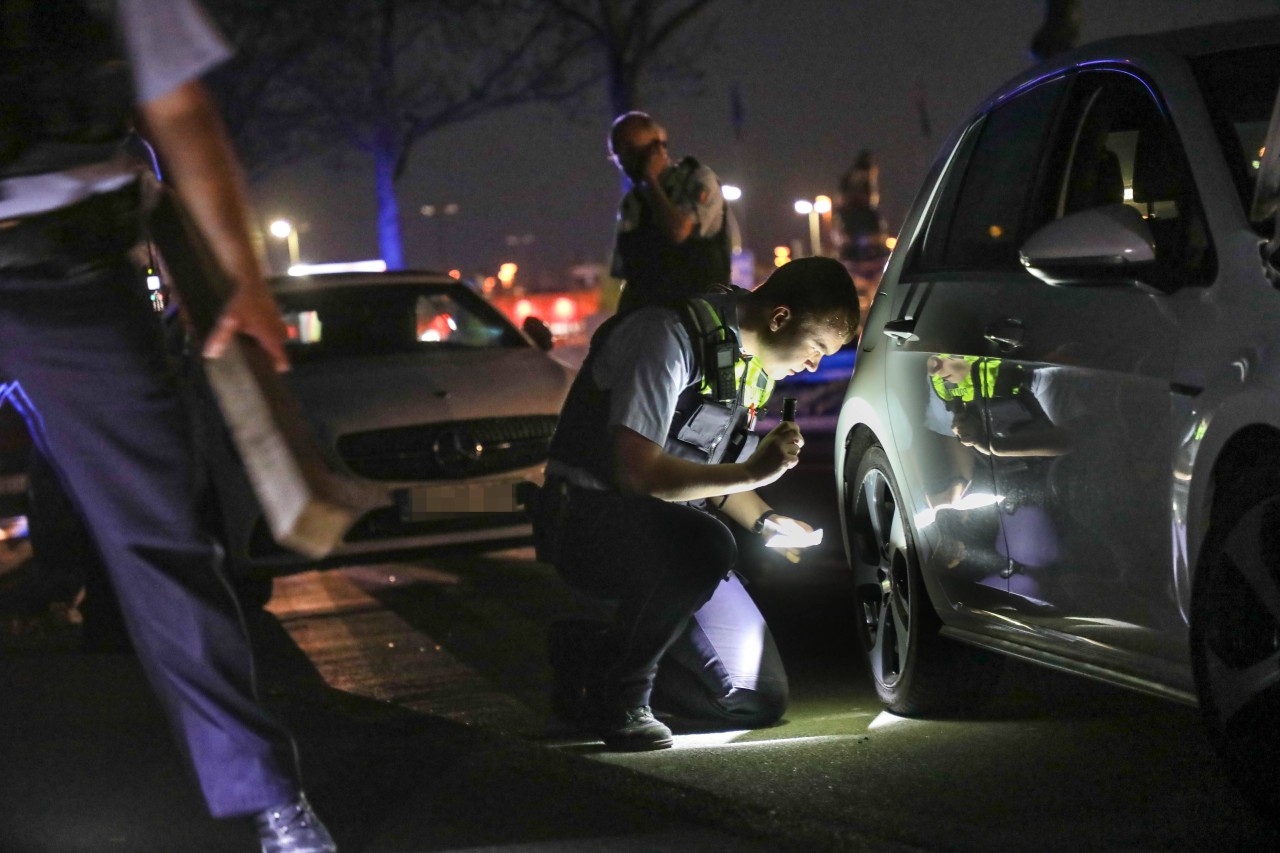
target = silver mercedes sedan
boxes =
[213,271,573,573]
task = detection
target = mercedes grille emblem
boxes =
[432,427,484,476]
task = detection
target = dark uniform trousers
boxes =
[542,481,789,728]
[0,259,299,818]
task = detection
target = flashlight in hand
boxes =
[781,397,797,422]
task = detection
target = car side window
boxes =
[1032,70,1215,285]
[915,77,1068,273]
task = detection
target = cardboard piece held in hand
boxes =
[148,188,386,559]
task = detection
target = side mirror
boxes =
[1019,204,1158,289]
[522,315,554,351]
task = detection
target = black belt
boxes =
[0,182,143,275]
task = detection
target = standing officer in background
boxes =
[0,2,334,851]
[535,257,859,751]
[609,111,734,313]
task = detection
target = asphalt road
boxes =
[306,540,1274,853]
[259,397,1279,853]
[3,439,1278,851]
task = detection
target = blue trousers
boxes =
[546,485,789,728]
[0,260,299,818]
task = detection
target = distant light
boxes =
[722,184,743,201]
[514,299,534,322]
[773,245,791,268]
[814,195,832,214]
[497,262,518,285]
[288,260,387,276]
[794,200,813,215]
[885,236,898,250]
[988,224,1004,239]
[1252,160,1262,171]
[553,296,576,321]
[146,274,162,291]
[269,219,293,238]
[1123,186,1134,201]
[448,269,462,279]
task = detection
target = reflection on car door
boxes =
[980,70,1203,673]
[882,76,1071,625]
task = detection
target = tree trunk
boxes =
[374,142,405,270]
[608,57,638,118]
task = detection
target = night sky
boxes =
[247,0,1279,282]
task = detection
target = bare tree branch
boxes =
[540,0,723,116]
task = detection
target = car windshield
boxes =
[275,282,526,361]
[1189,44,1280,228]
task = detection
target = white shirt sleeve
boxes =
[670,162,725,238]
[118,0,232,103]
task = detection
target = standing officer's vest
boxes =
[614,157,733,312]
[547,293,774,492]
[0,0,133,179]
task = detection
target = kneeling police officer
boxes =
[535,256,859,750]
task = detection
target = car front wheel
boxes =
[847,444,1000,716]
[1191,477,1280,815]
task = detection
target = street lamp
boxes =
[793,195,832,257]
[269,218,300,269]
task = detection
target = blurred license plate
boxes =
[397,482,523,519]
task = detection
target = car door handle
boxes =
[983,319,1024,350]
[882,318,918,343]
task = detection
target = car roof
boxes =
[268,270,461,295]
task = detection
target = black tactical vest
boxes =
[614,157,733,314]
[547,294,755,492]
[0,0,133,179]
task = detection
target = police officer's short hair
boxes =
[754,256,860,340]
[609,111,657,158]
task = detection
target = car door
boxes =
[984,69,1200,668]
[881,75,1071,621]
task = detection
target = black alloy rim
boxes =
[853,466,912,690]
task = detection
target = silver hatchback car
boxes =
[835,16,1280,810]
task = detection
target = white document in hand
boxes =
[764,528,824,549]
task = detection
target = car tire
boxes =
[1190,472,1280,816]
[846,444,1000,716]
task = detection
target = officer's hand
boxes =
[950,407,989,453]
[746,421,803,487]
[203,284,291,372]
[641,139,667,186]
[760,513,815,564]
